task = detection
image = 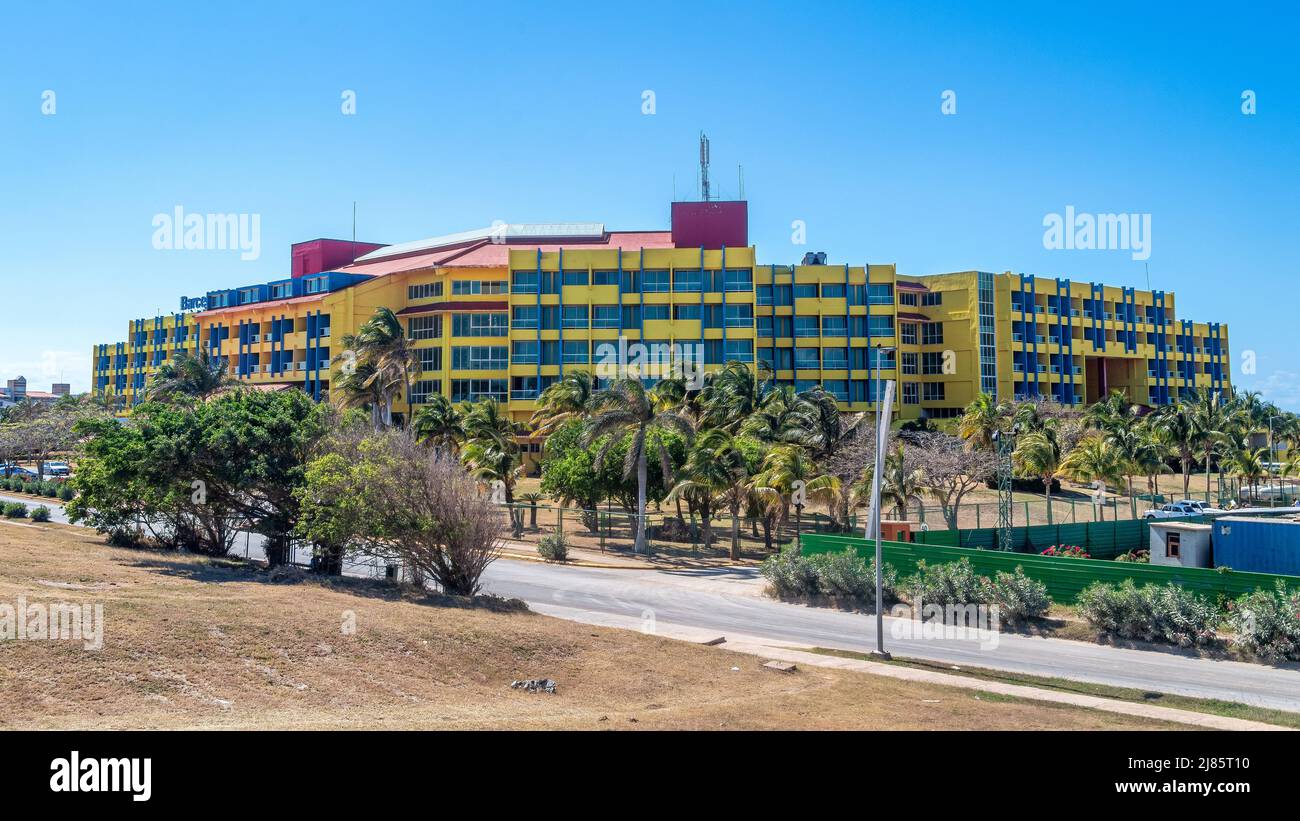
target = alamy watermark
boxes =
[152,206,261,261]
[1042,205,1151,261]
[0,596,104,651]
[889,595,1001,650]
[594,337,706,388]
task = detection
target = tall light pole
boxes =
[868,343,896,659]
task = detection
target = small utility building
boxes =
[1148,521,1213,569]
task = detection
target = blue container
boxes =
[1212,517,1300,576]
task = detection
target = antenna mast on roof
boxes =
[699,132,711,201]
[352,201,357,261]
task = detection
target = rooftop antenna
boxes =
[352,201,357,261]
[699,132,711,201]
[738,164,745,200]
[1144,262,1150,292]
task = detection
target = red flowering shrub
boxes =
[1040,544,1090,559]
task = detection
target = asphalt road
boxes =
[8,492,1300,711]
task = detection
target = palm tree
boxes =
[341,307,417,427]
[1057,434,1126,518]
[867,444,925,519]
[752,443,838,552]
[1150,401,1197,498]
[1105,423,1168,516]
[1083,389,1140,435]
[333,360,387,430]
[664,429,752,559]
[958,392,1008,451]
[702,360,771,430]
[1013,426,1063,523]
[1228,446,1268,502]
[1188,388,1231,501]
[411,393,463,452]
[739,383,811,444]
[531,370,596,436]
[794,385,867,459]
[518,492,544,529]
[145,349,236,401]
[583,378,695,554]
[461,399,525,532]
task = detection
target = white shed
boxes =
[1148,521,1213,568]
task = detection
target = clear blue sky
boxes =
[1,1,1296,405]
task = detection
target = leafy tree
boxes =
[957,392,1008,451]
[531,370,595,436]
[411,393,463,452]
[1013,426,1063,522]
[339,307,417,427]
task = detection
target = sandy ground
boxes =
[0,520,1180,730]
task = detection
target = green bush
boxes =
[537,533,569,562]
[985,566,1051,621]
[762,548,897,606]
[41,481,59,497]
[3,502,28,519]
[1077,580,1217,647]
[907,558,989,608]
[1225,582,1300,661]
[56,485,75,502]
[1115,549,1150,563]
[30,506,51,522]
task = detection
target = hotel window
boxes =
[673,269,702,292]
[540,306,560,329]
[822,349,848,369]
[761,347,794,370]
[410,380,443,405]
[561,306,589,329]
[922,352,945,375]
[794,347,820,369]
[511,341,539,364]
[621,305,641,326]
[305,277,327,294]
[562,270,589,287]
[899,291,917,306]
[756,316,774,337]
[868,284,894,305]
[921,322,944,345]
[451,379,508,403]
[271,282,292,299]
[593,270,619,286]
[772,285,793,305]
[868,315,895,337]
[822,316,848,337]
[902,382,919,405]
[452,346,507,370]
[511,306,539,329]
[724,340,753,363]
[793,284,818,299]
[239,287,259,304]
[408,282,444,300]
[674,304,702,321]
[824,380,849,402]
[511,271,540,293]
[641,270,670,292]
[922,382,946,402]
[418,347,443,372]
[868,348,897,370]
[724,268,753,291]
[921,292,943,307]
[563,341,589,364]
[794,316,820,337]
[453,313,507,337]
[724,304,753,328]
[409,315,443,341]
[642,304,669,321]
[592,305,620,328]
[900,352,919,375]
[821,283,846,299]
[756,285,774,305]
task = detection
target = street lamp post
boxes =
[869,343,897,659]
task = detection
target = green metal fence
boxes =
[909,518,1155,558]
[800,533,1298,604]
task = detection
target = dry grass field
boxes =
[0,520,1180,730]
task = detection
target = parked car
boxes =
[1,465,40,481]
[1143,501,1206,519]
[43,462,71,477]
[1173,499,1224,515]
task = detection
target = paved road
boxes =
[479,559,1300,712]
[9,492,1300,712]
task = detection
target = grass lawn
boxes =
[0,520,1183,730]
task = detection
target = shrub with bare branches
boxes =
[297,429,503,595]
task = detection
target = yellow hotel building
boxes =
[93,199,1230,436]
